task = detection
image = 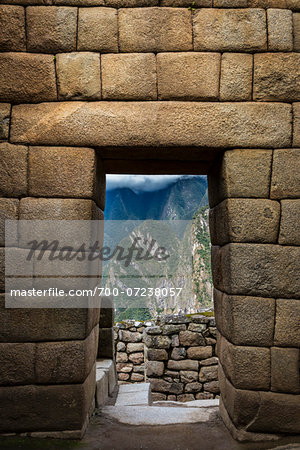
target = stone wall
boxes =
[1,0,300,440]
[114,314,219,401]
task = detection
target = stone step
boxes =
[153,399,220,408]
[96,359,117,407]
[115,383,152,407]
[102,405,218,426]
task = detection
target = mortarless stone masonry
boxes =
[0,0,299,442]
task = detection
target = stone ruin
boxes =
[0,0,299,442]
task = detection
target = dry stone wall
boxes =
[1,0,300,441]
[114,314,219,401]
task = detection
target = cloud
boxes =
[106,175,203,192]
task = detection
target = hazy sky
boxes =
[106,175,204,192]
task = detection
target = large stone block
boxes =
[57,52,101,100]
[55,0,105,3]
[274,299,300,347]
[270,149,300,199]
[0,342,35,385]
[208,149,273,208]
[0,103,10,141]
[220,53,253,101]
[271,347,300,394]
[254,54,300,102]
[267,9,293,51]
[27,6,77,53]
[294,13,300,52]
[193,9,267,52]
[0,294,99,342]
[167,359,198,371]
[219,363,300,434]
[119,8,192,52]
[186,346,212,360]
[99,296,114,328]
[78,7,118,53]
[98,328,114,359]
[218,334,270,390]
[209,198,280,245]
[28,146,98,199]
[102,53,157,100]
[179,330,205,347]
[0,53,57,103]
[0,5,25,51]
[0,199,18,246]
[10,102,292,149]
[294,104,300,146]
[0,364,96,433]
[157,52,220,100]
[107,0,156,5]
[212,243,300,298]
[279,200,300,245]
[214,289,275,347]
[0,143,27,197]
[36,326,98,384]
[19,198,100,220]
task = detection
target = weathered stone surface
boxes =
[162,324,186,335]
[271,347,300,394]
[57,53,101,100]
[102,54,157,101]
[118,373,129,381]
[0,343,35,385]
[150,378,171,393]
[19,198,99,221]
[168,360,198,371]
[116,342,126,352]
[99,296,114,328]
[193,9,267,52]
[157,52,220,100]
[116,352,128,363]
[161,0,209,4]
[10,102,292,149]
[208,149,273,207]
[146,361,164,377]
[107,0,156,5]
[98,328,114,359]
[220,53,253,101]
[27,6,76,53]
[116,363,133,373]
[0,53,57,103]
[219,334,270,390]
[0,199,18,246]
[214,290,275,347]
[128,352,144,365]
[270,149,300,199]
[152,392,167,401]
[203,381,219,394]
[179,330,205,347]
[200,357,218,366]
[131,373,144,382]
[0,143,27,197]
[186,346,212,360]
[294,104,300,146]
[185,382,202,393]
[0,364,95,433]
[180,371,198,383]
[0,295,99,342]
[0,103,10,140]
[196,392,214,399]
[188,323,206,332]
[146,348,168,361]
[55,0,105,3]
[143,334,171,349]
[170,348,186,361]
[199,366,218,383]
[177,394,195,402]
[127,343,144,353]
[78,7,118,53]
[254,54,300,102]
[0,6,25,51]
[279,200,300,245]
[274,299,300,347]
[28,147,97,198]
[119,8,192,52]
[36,327,98,384]
[212,243,300,298]
[119,330,142,343]
[209,199,280,245]
[214,0,246,5]
[294,13,300,52]
[145,326,161,335]
[267,9,293,51]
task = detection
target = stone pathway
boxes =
[102,382,220,426]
